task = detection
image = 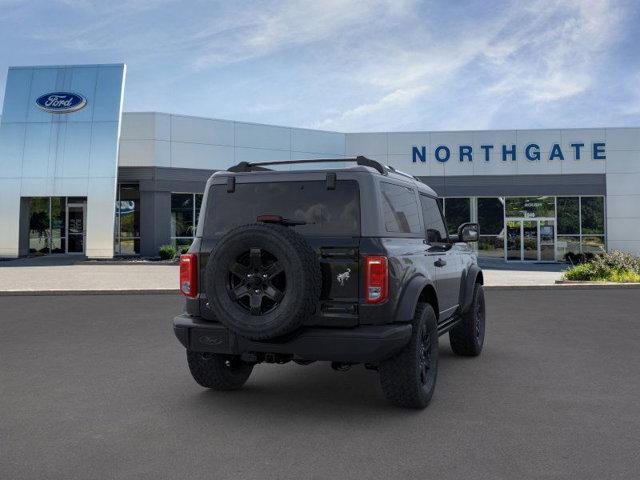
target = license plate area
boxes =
[190,327,231,353]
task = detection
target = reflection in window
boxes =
[557,236,581,259]
[29,197,51,254]
[27,196,86,255]
[171,193,204,249]
[380,183,421,234]
[420,195,447,243]
[581,197,605,234]
[582,236,606,254]
[505,196,555,218]
[205,183,358,237]
[476,197,505,259]
[478,235,504,258]
[477,198,503,235]
[443,198,471,235]
[171,194,194,238]
[51,199,65,253]
[557,197,579,234]
[556,197,606,257]
[114,184,140,255]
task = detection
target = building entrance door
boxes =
[505,218,556,261]
[66,203,86,254]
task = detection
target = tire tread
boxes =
[187,351,253,390]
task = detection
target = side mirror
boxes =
[458,222,479,243]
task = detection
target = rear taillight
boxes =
[179,254,198,297]
[364,255,388,304]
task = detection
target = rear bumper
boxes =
[173,314,412,363]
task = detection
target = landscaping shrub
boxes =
[563,250,640,282]
[159,244,177,260]
[563,252,595,265]
[180,245,190,254]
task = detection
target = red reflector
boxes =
[179,254,198,298]
[364,256,388,304]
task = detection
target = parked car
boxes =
[173,157,485,408]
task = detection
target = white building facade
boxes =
[1,64,639,261]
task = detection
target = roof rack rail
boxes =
[386,165,418,181]
[227,156,386,175]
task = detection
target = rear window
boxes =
[204,180,360,237]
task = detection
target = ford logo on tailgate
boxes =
[36,92,87,114]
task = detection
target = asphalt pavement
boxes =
[1,290,639,479]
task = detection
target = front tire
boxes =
[449,283,485,356]
[187,350,253,390]
[379,303,438,409]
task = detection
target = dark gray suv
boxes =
[173,156,485,408]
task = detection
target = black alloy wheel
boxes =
[227,247,286,316]
[449,283,485,356]
[419,329,432,386]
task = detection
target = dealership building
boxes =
[1,63,639,261]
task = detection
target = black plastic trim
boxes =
[173,314,412,363]
[227,156,387,175]
[460,265,483,313]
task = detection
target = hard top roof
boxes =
[220,156,437,196]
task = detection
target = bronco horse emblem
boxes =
[336,268,351,286]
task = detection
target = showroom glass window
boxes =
[477,197,504,258]
[442,198,471,235]
[580,197,605,254]
[27,196,85,255]
[557,197,580,259]
[556,196,606,257]
[505,196,555,218]
[380,182,422,234]
[28,197,54,254]
[171,193,204,249]
[114,184,140,255]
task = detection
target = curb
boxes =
[486,283,640,290]
[0,289,179,296]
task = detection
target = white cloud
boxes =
[313,85,428,130]
[482,0,622,103]
[2,0,631,131]
[315,0,625,130]
[190,0,414,69]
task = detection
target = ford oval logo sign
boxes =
[35,92,87,114]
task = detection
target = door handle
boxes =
[434,258,447,267]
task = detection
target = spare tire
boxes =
[204,223,321,340]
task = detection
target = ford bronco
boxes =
[173,156,485,408]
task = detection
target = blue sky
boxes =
[1,0,639,132]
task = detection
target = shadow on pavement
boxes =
[178,347,465,420]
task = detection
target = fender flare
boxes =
[394,275,437,323]
[460,264,484,314]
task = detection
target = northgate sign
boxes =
[412,142,606,163]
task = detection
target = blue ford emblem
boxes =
[35,92,87,114]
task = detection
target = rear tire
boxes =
[449,283,485,356]
[187,350,253,390]
[379,303,438,409]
